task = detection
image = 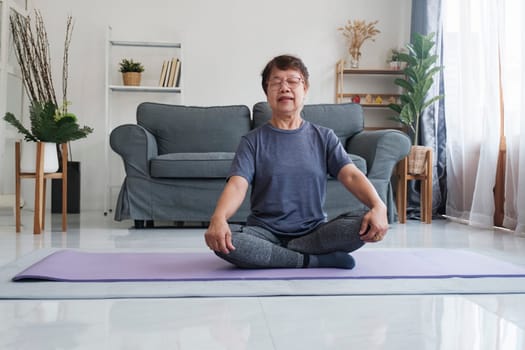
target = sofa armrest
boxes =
[110,124,158,178]
[346,130,411,180]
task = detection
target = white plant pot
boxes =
[389,61,401,70]
[20,142,59,173]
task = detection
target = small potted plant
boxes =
[119,58,144,86]
[387,48,405,70]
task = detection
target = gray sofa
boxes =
[110,101,411,228]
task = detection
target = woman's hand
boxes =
[359,204,389,243]
[337,164,389,243]
[204,176,248,253]
[204,216,236,254]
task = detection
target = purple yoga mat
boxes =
[12,249,525,282]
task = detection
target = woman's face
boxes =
[266,68,308,118]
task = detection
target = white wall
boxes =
[22,0,411,211]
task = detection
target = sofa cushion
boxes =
[137,103,251,154]
[252,102,364,145]
[150,152,365,179]
[150,152,235,178]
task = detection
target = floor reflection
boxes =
[1,211,525,349]
[438,297,524,350]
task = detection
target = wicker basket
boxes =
[408,145,432,175]
[122,72,141,86]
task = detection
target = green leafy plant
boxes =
[119,58,144,73]
[3,101,93,143]
[387,48,405,63]
[388,32,444,145]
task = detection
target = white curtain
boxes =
[443,0,501,227]
[501,0,525,234]
[443,0,525,234]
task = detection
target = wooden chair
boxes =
[396,147,433,224]
[15,141,68,234]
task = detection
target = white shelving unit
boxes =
[335,60,404,130]
[0,0,27,125]
[104,26,183,215]
[0,0,27,198]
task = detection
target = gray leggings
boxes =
[215,210,367,268]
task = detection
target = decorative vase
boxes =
[20,142,59,173]
[122,72,141,86]
[349,47,361,68]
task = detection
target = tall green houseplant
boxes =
[388,32,443,145]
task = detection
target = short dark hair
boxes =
[261,54,309,94]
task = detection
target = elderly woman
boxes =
[204,54,388,269]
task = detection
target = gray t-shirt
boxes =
[229,120,352,235]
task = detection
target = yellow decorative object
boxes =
[375,96,383,104]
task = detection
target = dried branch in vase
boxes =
[9,10,59,105]
[4,10,93,146]
[62,16,74,112]
[338,19,380,67]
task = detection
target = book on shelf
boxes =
[175,60,182,87]
[173,60,182,87]
[158,57,182,88]
[162,59,173,87]
[173,59,181,87]
[167,57,178,87]
[158,60,168,86]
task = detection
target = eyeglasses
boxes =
[267,76,304,90]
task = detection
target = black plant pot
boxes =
[52,161,81,213]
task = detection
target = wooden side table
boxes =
[15,142,68,234]
[396,147,433,224]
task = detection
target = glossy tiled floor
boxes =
[1,210,525,349]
